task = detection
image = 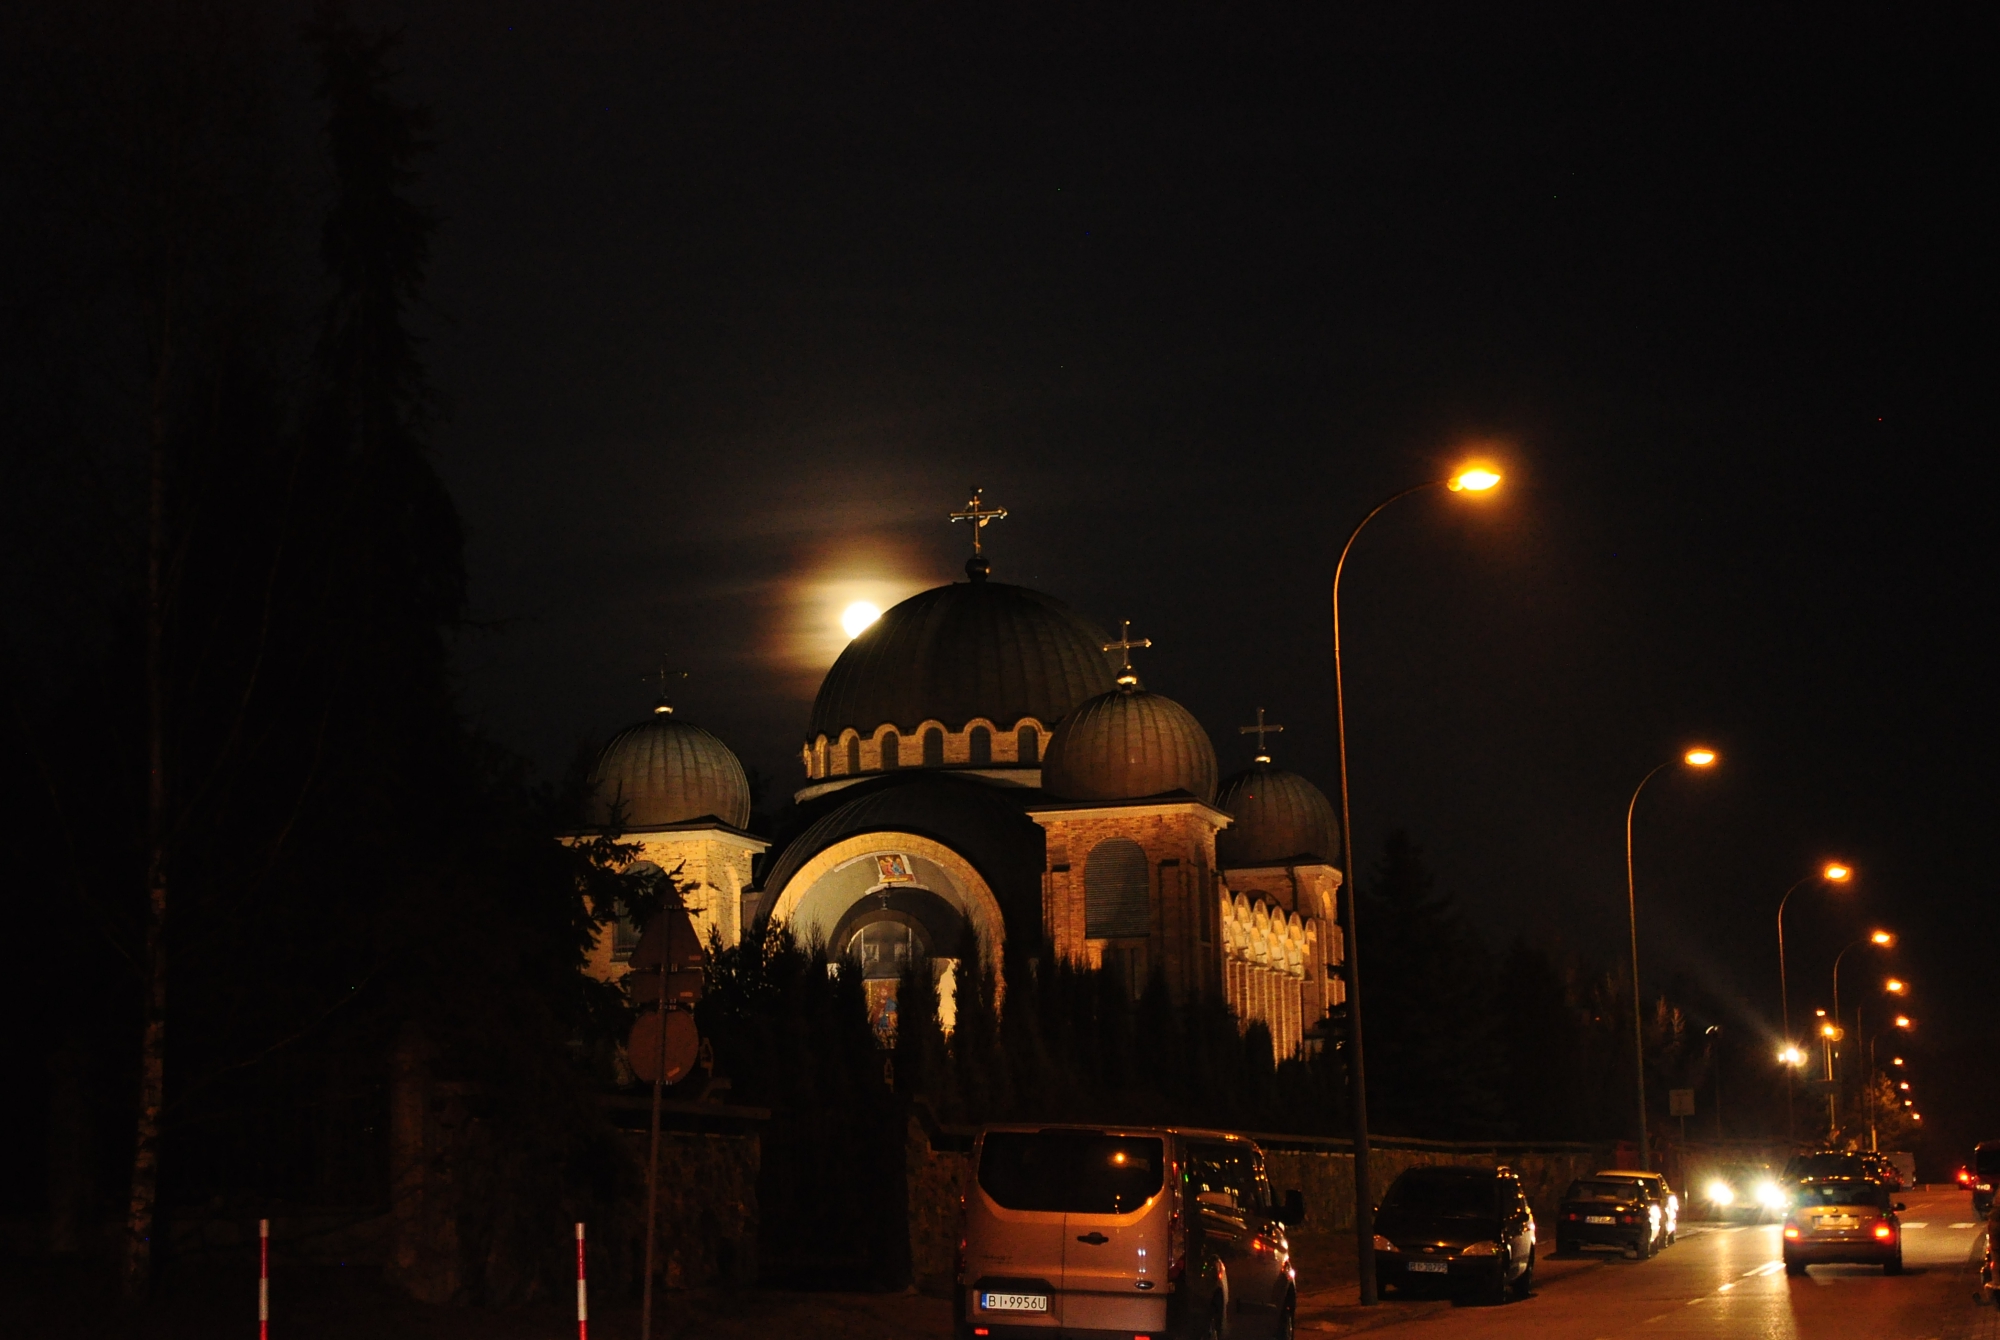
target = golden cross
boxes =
[1102,619,1152,679]
[949,487,1008,555]
[1239,707,1285,761]
[647,665,688,714]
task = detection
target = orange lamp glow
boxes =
[1870,930,1894,946]
[1894,1016,1911,1029]
[1448,467,1501,492]
[1823,863,1851,882]
[1884,978,1906,994]
[1684,748,1718,767]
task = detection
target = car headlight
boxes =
[1707,1180,1735,1206]
[1371,1234,1396,1252]
[1459,1240,1499,1256]
[1755,1181,1787,1210]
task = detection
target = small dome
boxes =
[1215,763,1341,867]
[588,710,751,830]
[809,579,1116,744]
[1042,686,1218,803]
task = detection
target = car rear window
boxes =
[1566,1181,1637,1202]
[1977,1148,2000,1176]
[1787,1153,1863,1180]
[1381,1172,1497,1218]
[978,1131,1165,1215]
[1796,1181,1889,1209]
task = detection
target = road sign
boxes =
[628,1008,700,1085]
[629,904,705,1007]
[1669,1088,1696,1117]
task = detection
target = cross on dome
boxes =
[648,664,688,715]
[1239,707,1284,763]
[1103,619,1152,687]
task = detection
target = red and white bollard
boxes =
[259,1218,270,1340]
[574,1221,588,1340]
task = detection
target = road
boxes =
[1303,1187,1993,1340]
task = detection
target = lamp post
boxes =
[1865,1011,1913,1152]
[1332,462,1499,1305]
[1832,930,1894,1049]
[1623,749,1718,1171]
[1775,862,1851,1139]
[1705,1025,1724,1140]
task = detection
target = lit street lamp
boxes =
[1623,747,1717,1171]
[1332,461,1500,1305]
[1866,1011,1914,1151]
[1774,861,1852,1140]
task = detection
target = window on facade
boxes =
[968,725,991,766]
[922,727,944,766]
[1084,838,1151,939]
[846,734,861,775]
[1017,724,1039,765]
[882,731,900,769]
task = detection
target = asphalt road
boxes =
[1307,1187,1993,1340]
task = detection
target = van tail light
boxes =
[1872,1222,1895,1241]
[955,1234,966,1283]
[1167,1162,1187,1286]
[1783,1225,1800,1239]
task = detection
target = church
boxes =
[572,495,1347,1059]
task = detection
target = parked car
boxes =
[958,1124,1304,1340]
[1592,1169,1678,1246]
[1371,1165,1538,1305]
[1785,1149,1869,1183]
[1980,1199,2000,1308]
[1554,1178,1660,1259]
[1973,1141,2000,1216]
[1782,1178,1905,1276]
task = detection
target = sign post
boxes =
[629,899,707,1340]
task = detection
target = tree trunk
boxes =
[124,348,173,1297]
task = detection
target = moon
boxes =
[840,601,883,639]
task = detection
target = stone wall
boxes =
[627,1127,761,1289]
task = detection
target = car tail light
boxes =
[1564,1211,1579,1221]
[972,1329,989,1337]
[1167,1164,1187,1285]
[1873,1222,1895,1240]
[1783,1225,1801,1239]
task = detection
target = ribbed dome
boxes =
[808,579,1117,741]
[1215,763,1341,867]
[588,711,751,830]
[1041,686,1218,803]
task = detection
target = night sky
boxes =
[364,7,1987,1048]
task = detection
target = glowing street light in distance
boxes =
[1777,1045,1808,1066]
[1823,863,1851,882]
[1894,1016,1912,1029]
[1683,748,1718,767]
[1891,1057,1903,1066]
[1870,930,1894,946]
[1884,978,1906,994]
[840,601,883,639]
[1448,467,1501,492]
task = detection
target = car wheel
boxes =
[1200,1300,1224,1340]
[1485,1253,1512,1306]
[1276,1294,1296,1340]
[1784,1258,1806,1277]
[1513,1247,1536,1298]
[1883,1252,1903,1277]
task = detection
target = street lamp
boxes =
[1833,931,1894,1023]
[1774,861,1853,1139]
[1866,1012,1914,1151]
[1623,747,1717,1171]
[1332,460,1500,1305]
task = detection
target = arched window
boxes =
[968,725,992,766]
[1017,724,1040,766]
[1084,838,1151,939]
[881,731,900,769]
[922,727,944,766]
[846,733,861,775]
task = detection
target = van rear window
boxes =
[978,1132,1165,1214]
[1977,1147,2000,1176]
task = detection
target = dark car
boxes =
[1973,1141,2000,1216]
[1371,1165,1537,1305]
[1781,1178,1905,1275]
[1555,1179,1660,1259]
[1980,1199,2000,1308]
[1591,1170,1677,1247]
[1784,1149,1869,1183]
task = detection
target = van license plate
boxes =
[982,1293,1049,1312]
[1586,1216,1615,1224]
[1408,1261,1448,1274]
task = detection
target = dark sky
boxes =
[365,5,1988,1050]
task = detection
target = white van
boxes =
[957,1124,1305,1340]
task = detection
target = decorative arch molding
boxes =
[767,830,1006,973]
[804,716,1052,779]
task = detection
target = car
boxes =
[1693,1160,1788,1222]
[1781,1178,1905,1275]
[1857,1152,1903,1190]
[958,1124,1304,1340]
[1592,1169,1678,1246]
[1370,1165,1538,1305]
[1554,1178,1660,1259]
[1784,1149,1868,1183]
[1981,1201,2000,1309]
[1973,1141,2000,1216]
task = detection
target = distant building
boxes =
[568,499,1346,1058]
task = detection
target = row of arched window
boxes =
[808,720,1044,778]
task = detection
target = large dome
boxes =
[1215,763,1341,867]
[588,710,751,830]
[808,577,1116,741]
[1041,685,1219,803]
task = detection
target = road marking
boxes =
[1902,1221,1929,1228]
[1716,1282,1734,1292]
[1950,1222,1977,1228]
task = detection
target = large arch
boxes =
[766,830,1007,973]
